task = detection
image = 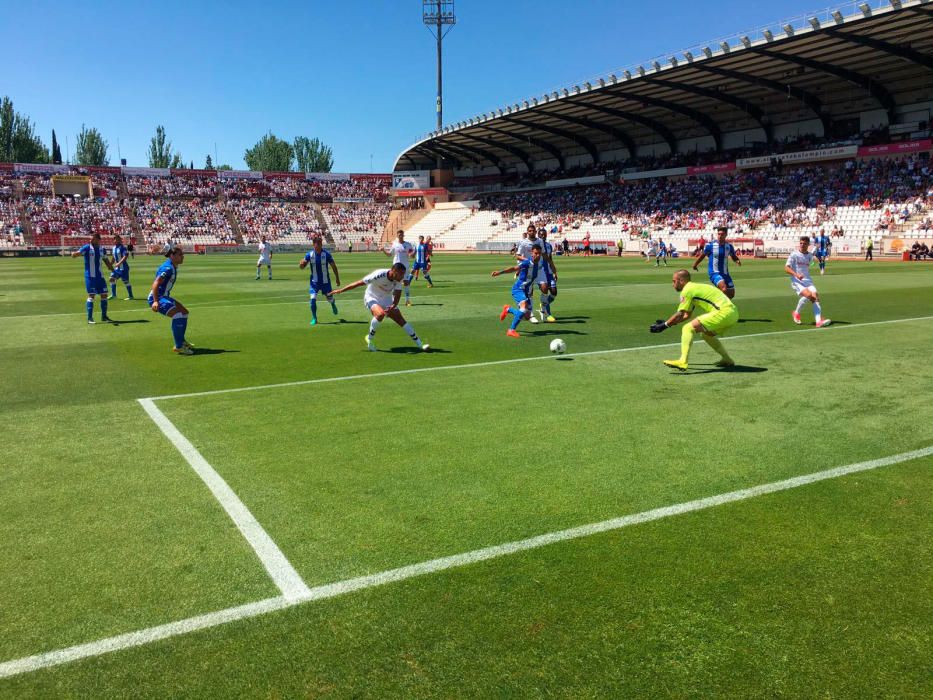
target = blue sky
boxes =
[5,0,838,172]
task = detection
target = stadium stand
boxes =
[133,198,234,246]
[232,200,324,244]
[0,200,25,248]
[321,202,392,250]
[26,197,133,244]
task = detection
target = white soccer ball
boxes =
[550,338,566,354]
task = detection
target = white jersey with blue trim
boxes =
[704,241,735,276]
[79,244,106,279]
[304,249,333,285]
[390,241,413,268]
[152,259,177,298]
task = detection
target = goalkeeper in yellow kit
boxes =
[650,269,739,371]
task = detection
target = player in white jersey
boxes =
[383,229,415,305]
[785,236,831,328]
[330,262,429,352]
[646,237,659,264]
[516,224,538,261]
[255,236,272,280]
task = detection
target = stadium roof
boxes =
[393,0,933,172]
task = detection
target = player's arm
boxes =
[330,279,364,296]
[149,277,163,311]
[113,253,127,268]
[104,257,114,271]
[692,251,707,270]
[784,263,803,280]
[546,254,557,275]
[730,247,742,266]
[298,257,308,269]
[650,309,691,332]
[491,265,520,277]
[328,259,341,286]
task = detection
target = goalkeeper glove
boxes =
[649,319,668,333]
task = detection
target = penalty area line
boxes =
[145,314,933,401]
[1,443,931,680]
[137,399,310,602]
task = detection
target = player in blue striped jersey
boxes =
[148,246,194,355]
[492,243,544,337]
[299,237,340,326]
[70,233,114,324]
[108,234,134,300]
[407,235,434,289]
[534,230,558,322]
[692,226,742,299]
[814,228,831,275]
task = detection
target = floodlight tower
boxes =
[423,0,456,168]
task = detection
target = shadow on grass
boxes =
[410,303,444,307]
[191,348,240,355]
[670,364,768,375]
[315,319,367,325]
[737,318,773,323]
[108,319,151,325]
[554,357,575,362]
[555,315,590,321]
[385,346,452,354]
[527,329,587,337]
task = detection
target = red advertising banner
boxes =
[393,188,447,197]
[687,162,737,176]
[171,168,217,178]
[0,162,13,172]
[83,166,122,174]
[352,173,392,181]
[857,139,932,157]
[263,171,306,179]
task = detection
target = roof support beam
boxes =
[500,115,601,164]
[413,146,460,169]
[532,110,637,159]
[605,91,723,150]
[749,47,897,124]
[823,28,933,72]
[431,141,503,173]
[645,77,772,143]
[476,125,565,170]
[690,64,831,135]
[570,101,678,154]
[455,132,533,171]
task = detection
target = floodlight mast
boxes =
[423,0,456,169]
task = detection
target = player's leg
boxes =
[423,264,434,287]
[255,260,261,280]
[545,282,557,321]
[309,287,319,325]
[322,282,338,315]
[95,278,111,322]
[791,281,809,324]
[365,300,386,350]
[699,309,738,367]
[386,306,428,350]
[808,288,830,327]
[110,273,118,300]
[403,274,412,305]
[267,263,272,280]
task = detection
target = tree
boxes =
[0,96,48,163]
[148,125,174,168]
[74,124,108,166]
[244,132,293,172]
[205,154,213,169]
[293,136,334,173]
[51,130,62,164]
[170,152,183,169]
[217,164,232,171]
[189,160,194,170]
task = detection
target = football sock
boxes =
[310,298,318,320]
[86,298,94,321]
[111,283,117,297]
[369,318,380,337]
[680,323,697,363]
[402,322,421,345]
[126,285,133,298]
[424,274,433,284]
[404,285,410,300]
[812,301,822,322]
[171,314,187,348]
[703,334,732,361]
[795,297,808,314]
[509,308,523,330]
[100,297,108,318]
[268,266,272,279]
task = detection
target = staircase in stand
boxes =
[311,202,333,244]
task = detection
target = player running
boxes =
[298,237,340,326]
[786,236,831,327]
[108,234,134,300]
[408,235,435,288]
[148,246,194,355]
[70,232,114,324]
[692,226,741,299]
[383,230,415,305]
[330,263,429,352]
[650,269,738,371]
[535,229,558,322]
[256,235,272,280]
[814,228,831,275]
[492,243,544,338]
[646,237,659,265]
[657,239,669,266]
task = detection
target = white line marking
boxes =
[146,314,933,401]
[1,444,930,679]
[137,399,310,601]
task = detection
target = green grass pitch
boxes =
[0,251,931,697]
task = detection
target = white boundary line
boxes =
[1,443,930,680]
[147,315,933,401]
[137,399,311,601]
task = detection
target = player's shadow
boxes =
[386,346,451,354]
[411,302,444,306]
[673,364,768,374]
[109,319,150,325]
[191,348,240,355]
[528,329,587,337]
[322,319,367,325]
[737,318,773,323]
[554,319,587,324]
[556,315,590,321]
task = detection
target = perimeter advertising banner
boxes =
[122,167,170,177]
[218,170,263,180]
[857,139,932,157]
[392,170,430,189]
[14,163,71,174]
[306,172,351,182]
[736,145,858,169]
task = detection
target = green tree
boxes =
[0,96,48,163]
[74,124,108,166]
[148,125,174,168]
[217,164,233,171]
[205,154,213,169]
[244,132,293,172]
[51,129,62,164]
[170,152,183,169]
[293,136,334,173]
